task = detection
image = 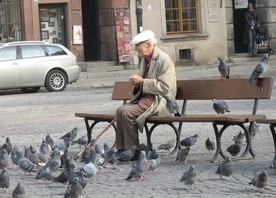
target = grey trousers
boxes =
[115,104,145,150]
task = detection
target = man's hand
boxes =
[129,75,144,86]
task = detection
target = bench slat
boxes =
[176,78,273,100]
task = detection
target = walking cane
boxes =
[74,118,116,160]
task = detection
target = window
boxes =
[45,45,67,56]
[165,0,199,34]
[21,45,46,58]
[0,46,16,61]
[0,0,22,43]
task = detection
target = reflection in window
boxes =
[165,0,199,34]
[0,0,22,43]
[45,45,67,56]
[0,46,16,61]
[21,45,46,58]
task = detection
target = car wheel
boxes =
[20,87,40,93]
[45,70,67,92]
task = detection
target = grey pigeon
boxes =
[103,142,110,151]
[11,145,20,169]
[12,182,27,198]
[249,53,269,84]
[218,56,230,79]
[28,147,44,167]
[148,157,161,172]
[226,144,241,158]
[64,177,82,198]
[71,135,88,147]
[180,134,199,147]
[94,141,104,155]
[69,171,88,189]
[246,121,262,138]
[45,134,55,149]
[79,154,101,179]
[55,137,70,151]
[212,99,230,116]
[147,148,159,160]
[117,145,137,162]
[60,127,78,142]
[35,166,56,182]
[157,139,175,151]
[126,151,150,181]
[249,171,269,193]
[175,146,190,164]
[0,167,10,193]
[205,137,216,153]
[180,165,197,190]
[3,137,13,155]
[0,149,9,169]
[37,142,50,163]
[24,146,32,160]
[139,143,148,154]
[51,159,76,184]
[163,95,181,116]
[233,131,246,146]
[216,156,235,181]
[16,151,37,175]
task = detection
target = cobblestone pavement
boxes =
[0,61,276,197]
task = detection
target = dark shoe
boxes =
[114,149,125,157]
[130,150,141,161]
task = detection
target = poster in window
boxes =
[114,9,133,63]
[42,30,49,39]
[73,25,82,44]
[41,10,50,22]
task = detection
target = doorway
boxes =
[39,4,67,47]
[233,0,255,53]
[81,0,100,61]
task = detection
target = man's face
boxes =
[134,40,150,58]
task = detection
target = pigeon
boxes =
[216,156,235,181]
[180,165,197,190]
[24,146,32,160]
[37,142,50,163]
[60,127,78,142]
[69,171,88,189]
[3,137,13,155]
[212,99,230,116]
[71,135,88,147]
[147,148,159,160]
[157,139,175,151]
[139,143,148,154]
[148,157,161,172]
[226,144,242,158]
[55,137,70,151]
[249,53,269,84]
[94,141,104,155]
[175,146,190,164]
[16,151,38,175]
[79,154,101,179]
[64,177,82,198]
[0,167,10,193]
[35,166,56,182]
[12,182,27,198]
[205,137,216,153]
[180,134,199,147]
[126,151,150,181]
[163,95,181,116]
[51,159,76,184]
[246,121,262,138]
[45,134,55,149]
[0,149,9,169]
[233,131,246,146]
[11,145,20,169]
[117,145,137,162]
[249,171,269,193]
[218,56,230,79]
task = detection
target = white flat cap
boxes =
[130,30,158,45]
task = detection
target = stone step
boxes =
[229,53,276,64]
[78,61,124,72]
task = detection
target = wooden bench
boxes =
[75,77,273,162]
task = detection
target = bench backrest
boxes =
[112,78,273,101]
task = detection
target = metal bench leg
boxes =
[239,123,255,159]
[211,122,234,163]
[270,124,276,155]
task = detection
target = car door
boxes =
[19,45,51,86]
[0,46,20,89]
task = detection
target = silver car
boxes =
[0,41,80,93]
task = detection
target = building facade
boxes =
[1,0,275,66]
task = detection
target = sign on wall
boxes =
[73,25,82,45]
[234,0,248,9]
[115,8,133,63]
[208,0,220,22]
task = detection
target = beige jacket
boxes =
[130,46,177,133]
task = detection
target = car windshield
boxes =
[45,45,67,56]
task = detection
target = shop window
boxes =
[0,0,22,43]
[165,0,199,34]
